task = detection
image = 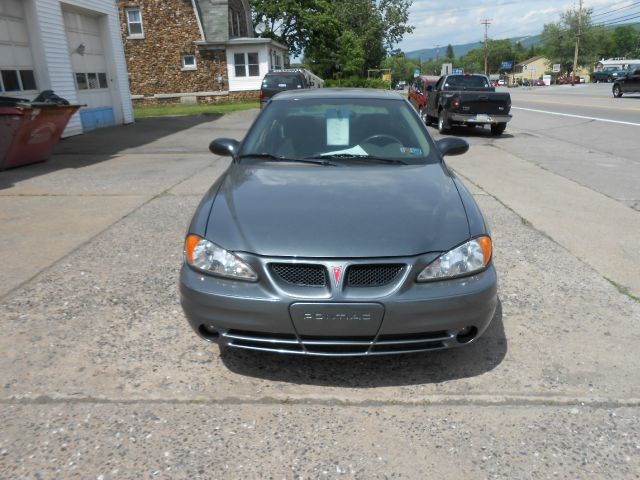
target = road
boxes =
[432,83,640,299]
[1,95,639,478]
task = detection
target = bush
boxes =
[324,76,390,89]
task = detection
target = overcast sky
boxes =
[398,0,628,53]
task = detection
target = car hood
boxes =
[206,163,470,258]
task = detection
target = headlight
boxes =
[417,236,492,282]
[184,235,258,281]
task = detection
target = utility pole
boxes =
[434,44,441,61]
[571,0,583,86]
[481,19,492,76]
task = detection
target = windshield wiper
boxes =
[238,153,336,166]
[308,154,408,165]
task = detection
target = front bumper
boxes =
[447,112,512,125]
[179,255,498,356]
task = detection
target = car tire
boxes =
[613,85,623,98]
[438,110,450,134]
[490,123,506,136]
[424,112,433,126]
[607,77,613,83]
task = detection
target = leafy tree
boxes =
[250,0,338,57]
[251,0,414,78]
[335,30,365,76]
[446,44,455,59]
[381,53,418,83]
[613,26,640,57]
[540,8,605,74]
[379,0,414,51]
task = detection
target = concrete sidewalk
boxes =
[448,145,640,299]
[0,112,252,297]
[1,111,638,478]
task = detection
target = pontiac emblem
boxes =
[331,266,343,288]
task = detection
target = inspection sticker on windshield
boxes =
[326,108,350,145]
[400,147,423,156]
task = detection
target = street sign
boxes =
[500,61,513,70]
[553,64,561,73]
[383,73,391,82]
[452,68,464,75]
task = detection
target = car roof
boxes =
[271,88,404,101]
[264,71,304,76]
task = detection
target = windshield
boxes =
[443,75,491,90]
[262,74,304,89]
[240,97,432,162]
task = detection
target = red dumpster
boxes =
[0,102,80,170]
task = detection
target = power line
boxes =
[591,0,640,17]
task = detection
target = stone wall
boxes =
[117,0,227,99]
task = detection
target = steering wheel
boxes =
[361,134,402,146]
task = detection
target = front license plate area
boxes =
[289,303,384,337]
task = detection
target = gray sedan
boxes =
[179,89,497,356]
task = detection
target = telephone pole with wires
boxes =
[571,0,583,86]
[481,18,492,76]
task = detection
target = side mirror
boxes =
[436,137,469,157]
[426,85,433,92]
[209,138,240,158]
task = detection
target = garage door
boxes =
[0,0,38,96]
[63,9,115,130]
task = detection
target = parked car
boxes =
[259,70,311,108]
[424,73,512,136]
[180,89,498,356]
[612,64,640,97]
[408,75,440,122]
[592,66,623,83]
[533,79,545,86]
[557,76,584,85]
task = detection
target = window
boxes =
[247,53,259,76]
[75,72,108,90]
[0,69,37,92]
[182,55,197,70]
[126,8,144,37]
[234,52,260,77]
[234,53,246,77]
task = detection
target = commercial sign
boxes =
[452,68,464,75]
[500,61,513,70]
[552,64,561,73]
[414,69,420,77]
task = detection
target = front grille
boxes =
[271,263,327,287]
[220,329,454,356]
[347,264,404,287]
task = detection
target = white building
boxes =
[0,0,133,136]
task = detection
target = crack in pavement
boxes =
[2,395,640,409]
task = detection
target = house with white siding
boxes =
[0,0,133,136]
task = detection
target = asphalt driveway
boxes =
[1,111,638,478]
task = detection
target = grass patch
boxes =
[133,101,259,118]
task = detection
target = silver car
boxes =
[180,89,497,356]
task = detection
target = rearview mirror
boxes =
[209,138,240,158]
[436,137,469,157]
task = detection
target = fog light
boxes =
[456,326,477,344]
[198,324,219,340]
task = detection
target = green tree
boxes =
[446,44,455,59]
[335,30,365,76]
[250,0,338,57]
[381,52,418,83]
[614,26,640,57]
[540,8,604,75]
[251,0,414,78]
